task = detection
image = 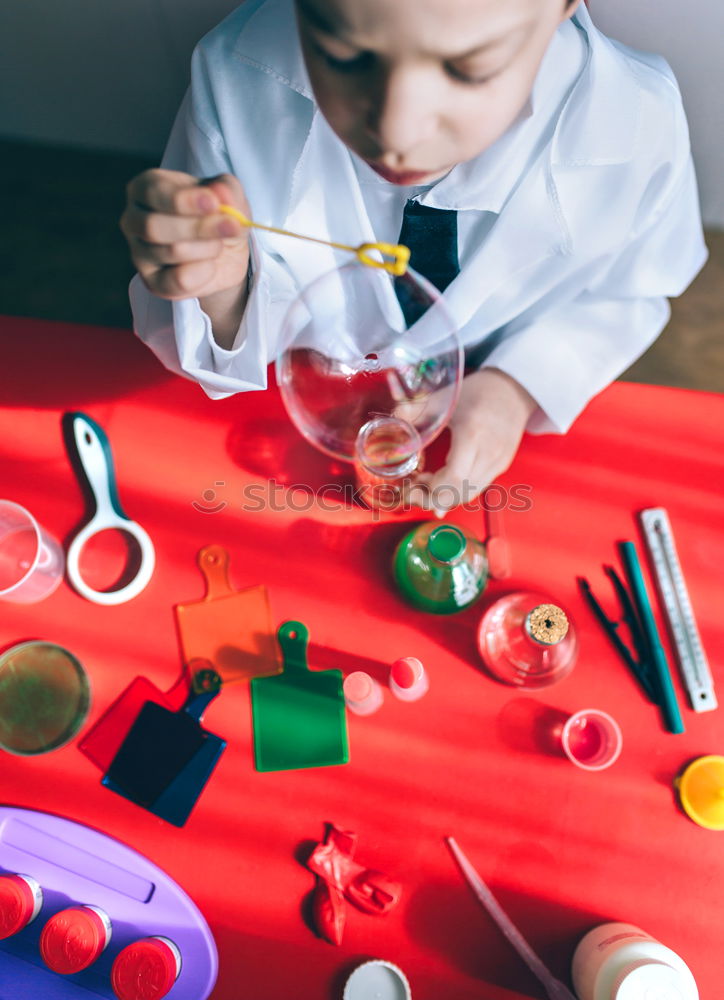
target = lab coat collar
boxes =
[232,0,313,101]
[552,2,639,167]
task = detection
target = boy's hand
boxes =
[120,169,250,302]
[411,368,537,515]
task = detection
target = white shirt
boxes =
[130,0,707,433]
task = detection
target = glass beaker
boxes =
[353,416,423,510]
[477,591,578,687]
[0,500,64,603]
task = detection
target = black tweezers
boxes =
[578,567,658,702]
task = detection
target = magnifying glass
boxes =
[65,412,155,605]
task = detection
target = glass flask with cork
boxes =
[477,591,578,686]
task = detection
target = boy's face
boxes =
[295,0,581,184]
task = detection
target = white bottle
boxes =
[572,922,698,1000]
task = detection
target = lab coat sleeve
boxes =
[129,91,299,399]
[480,154,708,434]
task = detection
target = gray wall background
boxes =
[2,0,721,225]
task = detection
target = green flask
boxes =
[393,523,488,614]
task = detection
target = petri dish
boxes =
[0,641,91,755]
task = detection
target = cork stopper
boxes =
[525,604,569,645]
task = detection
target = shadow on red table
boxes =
[306,643,390,686]
[293,837,321,934]
[282,517,484,668]
[227,416,350,494]
[226,415,451,508]
[208,921,363,1000]
[403,877,604,998]
[2,318,165,409]
[495,699,571,759]
[211,905,400,1000]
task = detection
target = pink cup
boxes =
[561,709,622,771]
[0,501,65,603]
[344,671,384,716]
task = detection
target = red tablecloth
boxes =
[2,316,723,1000]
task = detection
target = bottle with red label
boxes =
[40,904,112,974]
[111,936,182,1000]
[0,873,44,939]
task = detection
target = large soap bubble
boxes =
[276,262,463,463]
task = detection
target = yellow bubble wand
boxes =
[218,204,410,276]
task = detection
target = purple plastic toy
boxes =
[0,806,217,999]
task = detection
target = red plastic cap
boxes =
[0,875,35,939]
[40,907,108,974]
[111,938,180,1000]
[391,657,423,689]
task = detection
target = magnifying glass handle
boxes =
[69,412,128,521]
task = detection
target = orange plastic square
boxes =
[174,545,281,689]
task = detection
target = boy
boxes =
[121,0,706,512]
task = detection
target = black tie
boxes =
[395,199,460,327]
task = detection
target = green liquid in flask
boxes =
[393,523,488,614]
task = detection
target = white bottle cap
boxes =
[343,959,411,1000]
[613,960,698,1000]
[344,671,384,716]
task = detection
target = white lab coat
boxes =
[130,0,707,433]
